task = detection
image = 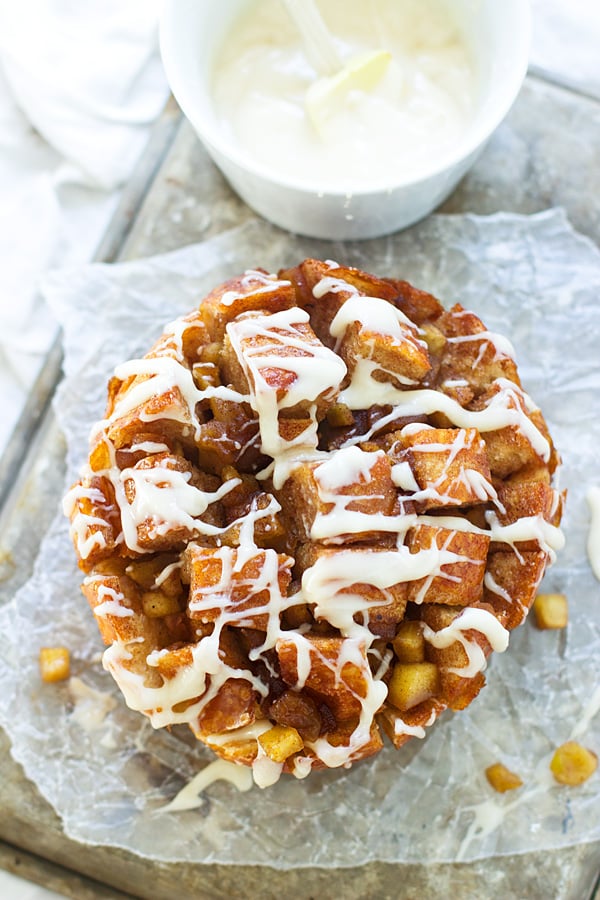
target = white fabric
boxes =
[0,1,599,454]
[0,0,167,452]
[531,0,600,95]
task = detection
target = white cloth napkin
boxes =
[0,0,167,452]
[0,0,599,457]
[531,0,600,94]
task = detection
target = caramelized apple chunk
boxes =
[532,593,568,630]
[485,762,523,793]
[387,662,440,712]
[550,742,598,786]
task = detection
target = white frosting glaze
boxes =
[212,0,476,189]
[161,759,254,811]
[107,356,243,441]
[329,291,416,339]
[220,269,291,307]
[447,329,516,365]
[339,377,550,465]
[252,744,285,788]
[393,708,437,740]
[586,486,600,580]
[68,677,117,732]
[225,306,346,461]
[422,608,509,677]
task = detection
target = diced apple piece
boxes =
[392,621,425,663]
[420,322,447,355]
[387,662,439,711]
[326,402,355,428]
[39,647,70,683]
[485,762,523,793]
[550,742,598,786]
[532,593,568,630]
[141,590,182,618]
[258,724,304,762]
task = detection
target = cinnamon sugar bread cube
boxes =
[104,373,199,453]
[335,307,431,388]
[406,524,490,605]
[149,311,211,366]
[378,698,444,749]
[319,404,427,453]
[104,316,210,425]
[184,543,294,630]
[276,634,371,721]
[295,542,408,639]
[196,678,258,736]
[193,627,259,736]
[468,381,554,478]
[436,304,520,395]
[278,447,396,543]
[198,400,264,474]
[281,259,400,347]
[196,408,263,474]
[111,435,183,472]
[398,426,495,510]
[194,351,264,473]
[483,550,547,629]
[383,278,444,325]
[122,452,224,551]
[223,308,346,431]
[218,467,287,552]
[420,604,489,710]
[319,718,384,764]
[64,474,121,571]
[82,573,189,688]
[492,481,560,552]
[202,732,262,766]
[280,259,347,344]
[321,263,401,304]
[150,643,195,680]
[200,269,296,341]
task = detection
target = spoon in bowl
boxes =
[281,0,392,133]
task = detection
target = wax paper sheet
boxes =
[0,209,599,868]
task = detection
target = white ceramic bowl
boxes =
[160,0,530,241]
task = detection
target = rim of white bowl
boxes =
[160,0,531,198]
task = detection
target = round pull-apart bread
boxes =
[64,260,564,787]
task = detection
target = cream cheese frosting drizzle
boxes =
[225,306,346,459]
[586,486,600,580]
[161,758,254,811]
[422,608,509,678]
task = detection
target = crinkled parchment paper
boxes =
[0,209,599,867]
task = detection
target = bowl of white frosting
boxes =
[160,0,531,240]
